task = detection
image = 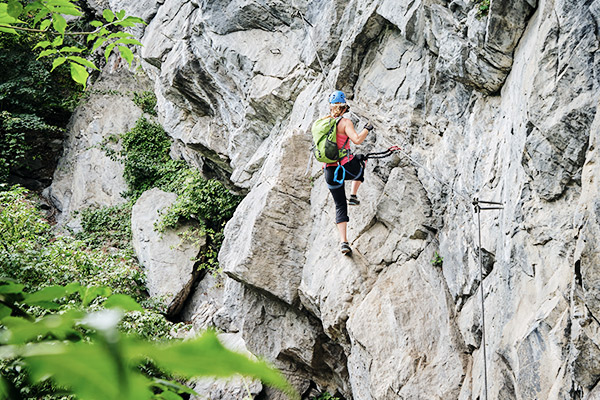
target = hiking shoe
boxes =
[340,242,352,255]
[348,194,360,206]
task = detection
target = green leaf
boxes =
[24,1,42,14]
[7,0,23,18]
[33,40,52,50]
[52,35,63,47]
[123,16,146,24]
[37,48,58,58]
[52,13,67,34]
[117,46,134,66]
[67,56,99,70]
[104,43,116,62]
[80,286,112,306]
[114,16,147,28]
[60,46,84,53]
[108,31,133,39]
[40,18,52,31]
[92,37,107,52]
[30,301,61,310]
[25,341,153,400]
[114,38,143,47]
[102,9,115,23]
[32,9,50,27]
[2,311,82,345]
[90,20,103,27]
[0,3,20,25]
[158,391,183,400]
[116,9,126,20]
[114,20,136,27]
[0,282,24,294]
[0,26,18,34]
[23,283,80,306]
[103,294,143,312]
[0,304,11,321]
[47,6,82,16]
[136,331,297,398]
[0,376,8,399]
[45,0,82,6]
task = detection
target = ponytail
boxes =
[330,104,347,118]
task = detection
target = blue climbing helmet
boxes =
[329,90,346,104]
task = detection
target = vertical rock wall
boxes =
[55,0,600,398]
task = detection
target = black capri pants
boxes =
[324,156,365,224]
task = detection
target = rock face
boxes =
[131,188,205,316]
[55,0,600,398]
[46,63,151,229]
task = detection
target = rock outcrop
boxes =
[51,0,600,398]
[131,188,205,316]
[45,64,151,229]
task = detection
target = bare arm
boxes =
[343,119,369,145]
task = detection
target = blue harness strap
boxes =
[333,164,345,184]
[326,162,363,190]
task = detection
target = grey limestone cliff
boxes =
[50,0,600,398]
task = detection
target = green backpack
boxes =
[311,116,349,163]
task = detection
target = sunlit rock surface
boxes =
[52,0,600,398]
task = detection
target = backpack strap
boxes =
[336,116,352,164]
[328,116,343,140]
[340,136,350,163]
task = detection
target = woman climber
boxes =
[322,90,373,255]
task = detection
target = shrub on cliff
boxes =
[117,117,242,273]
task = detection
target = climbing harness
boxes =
[327,146,360,189]
[325,145,419,189]
[328,162,363,189]
[326,145,401,189]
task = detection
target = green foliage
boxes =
[161,167,241,232]
[0,0,145,88]
[120,117,183,199]
[0,25,81,115]
[0,112,61,183]
[119,311,188,341]
[430,251,443,268]
[133,91,157,116]
[116,117,243,274]
[76,202,134,252]
[0,186,144,300]
[474,0,490,18]
[0,32,80,185]
[160,168,242,273]
[0,185,51,252]
[0,281,298,400]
